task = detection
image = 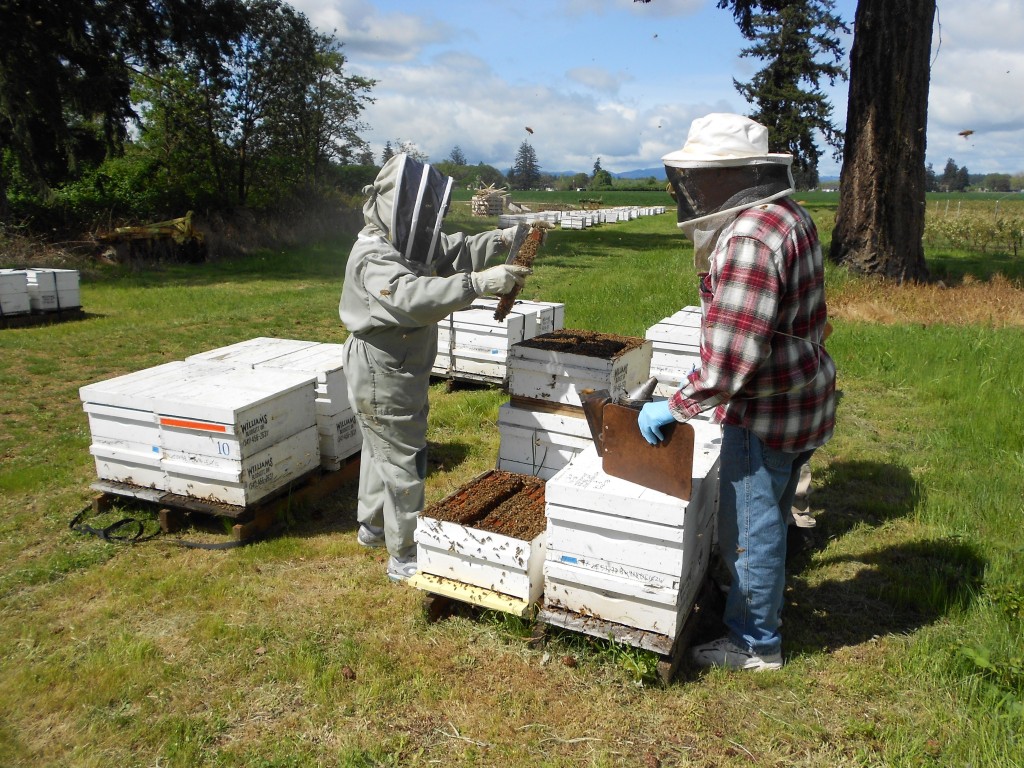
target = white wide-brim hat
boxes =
[662,113,793,168]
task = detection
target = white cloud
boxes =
[289,0,451,62]
[566,67,634,95]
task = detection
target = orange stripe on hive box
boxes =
[159,417,227,432]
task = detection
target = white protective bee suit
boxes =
[340,154,526,573]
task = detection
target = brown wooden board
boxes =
[600,402,694,500]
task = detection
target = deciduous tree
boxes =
[0,0,246,216]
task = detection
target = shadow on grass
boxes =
[786,536,986,654]
[287,439,475,539]
[781,458,986,654]
[927,251,1024,283]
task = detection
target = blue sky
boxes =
[290,0,1024,179]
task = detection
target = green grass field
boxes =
[0,201,1022,767]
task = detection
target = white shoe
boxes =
[689,636,782,671]
[787,510,817,528]
[357,524,385,548]
[386,556,417,582]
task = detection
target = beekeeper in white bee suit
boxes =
[340,153,530,582]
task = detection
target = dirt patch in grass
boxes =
[830,273,1024,327]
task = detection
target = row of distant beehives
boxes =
[0,268,81,317]
[416,301,718,644]
[497,205,666,231]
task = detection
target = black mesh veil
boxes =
[390,156,454,265]
[665,162,794,227]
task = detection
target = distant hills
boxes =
[614,167,667,180]
[548,167,841,182]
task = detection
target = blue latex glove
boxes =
[638,399,675,445]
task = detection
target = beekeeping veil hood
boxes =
[362,153,454,266]
[662,113,794,228]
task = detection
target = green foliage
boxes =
[4,0,375,229]
[731,0,849,187]
[960,645,1024,717]
[924,199,1024,258]
[509,141,541,189]
[0,0,247,197]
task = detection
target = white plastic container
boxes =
[80,359,321,504]
[163,425,320,506]
[188,338,358,469]
[415,471,547,603]
[415,516,546,604]
[645,306,703,397]
[541,421,721,637]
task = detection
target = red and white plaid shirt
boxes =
[669,197,836,453]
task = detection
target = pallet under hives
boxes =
[89,454,359,544]
[534,574,720,685]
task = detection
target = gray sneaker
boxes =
[386,556,418,582]
[689,636,782,671]
[357,524,385,548]
[786,510,817,528]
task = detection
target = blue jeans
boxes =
[718,425,814,655]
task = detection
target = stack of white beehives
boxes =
[187,337,360,471]
[646,306,703,398]
[411,469,548,616]
[26,268,81,312]
[496,330,654,479]
[0,269,31,317]
[542,418,722,640]
[432,298,565,385]
[80,359,320,507]
[0,268,81,318]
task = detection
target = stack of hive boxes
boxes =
[497,330,654,479]
[645,305,703,398]
[25,268,81,312]
[0,268,81,316]
[432,298,565,385]
[80,359,320,506]
[0,269,31,317]
[186,337,360,471]
[542,418,722,639]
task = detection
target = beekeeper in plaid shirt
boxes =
[639,113,837,671]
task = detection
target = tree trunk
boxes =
[830,0,934,282]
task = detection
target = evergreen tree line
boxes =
[927,159,1024,193]
[0,0,375,232]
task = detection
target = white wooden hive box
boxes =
[415,471,547,604]
[508,331,653,407]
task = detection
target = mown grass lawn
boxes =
[0,200,1022,767]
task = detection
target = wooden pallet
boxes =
[534,574,720,685]
[90,455,359,544]
[1,307,86,329]
[408,572,537,622]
